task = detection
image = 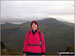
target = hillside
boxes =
[1,18,74,55]
[1,41,23,55]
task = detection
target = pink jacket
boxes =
[23,29,46,54]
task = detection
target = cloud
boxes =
[1,1,74,23]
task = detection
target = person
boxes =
[23,20,46,56]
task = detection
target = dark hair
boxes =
[31,20,38,27]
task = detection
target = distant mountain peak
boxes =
[1,22,16,26]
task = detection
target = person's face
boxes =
[32,23,38,31]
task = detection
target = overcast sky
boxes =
[1,1,74,24]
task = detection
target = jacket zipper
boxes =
[33,34,34,51]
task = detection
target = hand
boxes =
[42,55,45,56]
[23,53,26,56]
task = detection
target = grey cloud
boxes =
[1,1,74,23]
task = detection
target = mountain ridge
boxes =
[1,18,74,55]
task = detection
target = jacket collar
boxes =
[29,29,40,32]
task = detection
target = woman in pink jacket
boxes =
[23,21,46,56]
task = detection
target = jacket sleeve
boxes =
[23,32,29,53]
[40,32,46,55]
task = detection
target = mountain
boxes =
[1,18,74,55]
[59,21,74,27]
[1,22,20,31]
